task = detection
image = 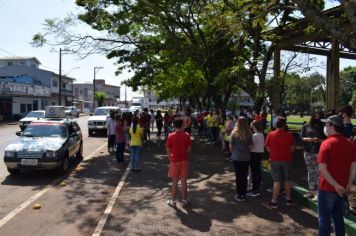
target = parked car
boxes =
[4,106,83,175]
[19,110,45,131]
[65,106,80,118]
[87,106,120,136]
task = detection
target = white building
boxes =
[73,79,120,112]
[144,90,179,108]
[0,57,75,120]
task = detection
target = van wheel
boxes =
[7,168,20,175]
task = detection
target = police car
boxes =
[4,106,83,175]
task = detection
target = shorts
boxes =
[169,161,189,179]
[271,161,291,182]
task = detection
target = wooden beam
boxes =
[326,38,340,111]
[273,48,281,113]
[281,45,356,60]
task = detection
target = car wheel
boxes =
[7,168,20,175]
[60,155,70,173]
[76,142,83,160]
[76,113,79,118]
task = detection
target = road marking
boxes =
[0,142,107,229]
[92,164,131,236]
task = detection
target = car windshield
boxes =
[65,106,74,110]
[22,123,67,138]
[131,103,141,106]
[94,108,112,116]
[25,111,45,118]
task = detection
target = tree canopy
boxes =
[33,0,356,111]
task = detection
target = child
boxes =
[166,118,192,207]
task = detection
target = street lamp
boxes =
[93,66,103,111]
[64,67,80,76]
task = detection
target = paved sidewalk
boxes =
[101,136,318,236]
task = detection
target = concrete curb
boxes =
[261,169,356,235]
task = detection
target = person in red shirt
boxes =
[317,115,356,236]
[265,117,295,208]
[165,118,192,207]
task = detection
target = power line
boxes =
[0,1,40,33]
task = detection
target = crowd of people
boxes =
[105,105,356,235]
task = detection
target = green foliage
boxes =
[95,91,107,107]
[340,66,356,107]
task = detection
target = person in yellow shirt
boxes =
[205,111,213,142]
[129,118,144,171]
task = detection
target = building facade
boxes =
[73,80,120,112]
[0,57,75,120]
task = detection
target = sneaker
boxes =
[246,190,260,197]
[269,201,278,209]
[234,195,246,202]
[167,199,176,208]
[182,199,191,206]
[286,199,292,206]
[312,195,318,202]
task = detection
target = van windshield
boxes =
[94,108,111,116]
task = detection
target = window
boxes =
[27,104,32,112]
[20,104,26,113]
[74,88,78,98]
[84,88,88,97]
[53,80,58,87]
[33,100,38,110]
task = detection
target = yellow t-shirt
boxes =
[129,127,143,146]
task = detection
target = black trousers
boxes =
[233,161,250,196]
[250,152,263,191]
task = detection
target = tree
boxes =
[95,92,107,107]
[340,66,356,106]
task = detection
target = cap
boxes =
[321,115,343,128]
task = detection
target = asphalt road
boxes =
[0,116,125,236]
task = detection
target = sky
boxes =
[0,0,354,101]
[0,0,140,100]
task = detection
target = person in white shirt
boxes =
[247,120,265,197]
[106,110,117,153]
[150,109,155,132]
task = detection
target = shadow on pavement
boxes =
[101,134,318,235]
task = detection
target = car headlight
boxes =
[5,151,16,158]
[46,150,57,158]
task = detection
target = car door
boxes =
[68,123,78,157]
[72,122,82,153]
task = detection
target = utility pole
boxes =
[93,66,103,111]
[58,48,72,106]
[58,48,62,105]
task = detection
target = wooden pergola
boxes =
[273,6,356,112]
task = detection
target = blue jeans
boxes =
[318,190,345,236]
[116,142,125,163]
[130,146,142,169]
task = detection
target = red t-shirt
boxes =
[265,129,294,162]
[317,134,356,192]
[165,131,192,162]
